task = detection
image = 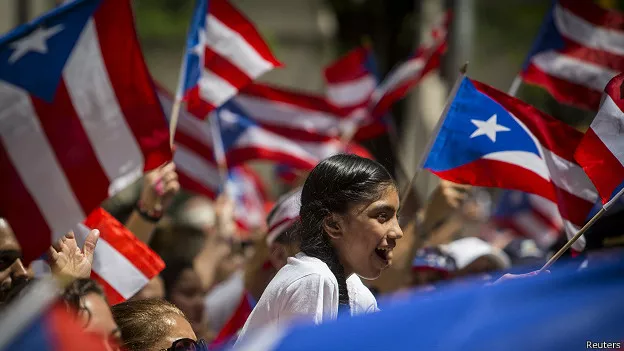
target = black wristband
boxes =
[134,201,162,223]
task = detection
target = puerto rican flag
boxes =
[225,166,269,234]
[575,72,624,207]
[520,0,624,111]
[422,78,598,251]
[180,0,282,118]
[159,84,342,194]
[79,208,164,304]
[370,11,450,118]
[323,45,386,139]
[492,190,563,250]
[0,0,171,263]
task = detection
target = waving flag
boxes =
[226,166,269,233]
[231,252,624,351]
[575,73,624,206]
[422,78,598,251]
[324,45,378,118]
[370,11,450,118]
[520,0,624,110]
[0,0,171,264]
[159,84,341,197]
[79,208,165,304]
[180,0,282,118]
[492,190,563,249]
[323,46,388,140]
[31,208,166,304]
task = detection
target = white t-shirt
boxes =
[236,252,377,342]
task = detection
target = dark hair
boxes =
[111,298,188,351]
[160,258,194,300]
[61,278,106,326]
[299,154,395,308]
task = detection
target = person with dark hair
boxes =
[0,219,32,305]
[237,154,403,341]
[160,258,211,341]
[111,298,208,351]
[61,278,121,349]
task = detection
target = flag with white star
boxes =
[179,0,282,119]
[0,0,171,263]
[422,77,598,251]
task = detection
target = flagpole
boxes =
[539,187,624,272]
[399,62,468,209]
[507,74,522,97]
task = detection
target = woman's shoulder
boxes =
[273,253,338,288]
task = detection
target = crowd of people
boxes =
[1,151,620,350]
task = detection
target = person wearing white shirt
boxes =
[237,154,402,343]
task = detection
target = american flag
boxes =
[180,0,282,118]
[520,0,624,111]
[0,0,171,263]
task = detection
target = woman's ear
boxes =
[323,214,343,239]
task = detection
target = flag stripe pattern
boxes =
[575,73,624,205]
[182,0,281,118]
[370,11,450,118]
[0,0,171,263]
[521,0,624,111]
[422,78,598,251]
[493,190,564,249]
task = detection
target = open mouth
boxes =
[374,247,391,262]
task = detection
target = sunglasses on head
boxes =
[165,338,208,351]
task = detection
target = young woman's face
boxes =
[332,185,403,280]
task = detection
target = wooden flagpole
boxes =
[507,75,523,97]
[399,62,468,209]
[539,187,624,272]
[169,99,182,149]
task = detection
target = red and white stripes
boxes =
[79,208,165,304]
[575,73,624,206]
[522,0,624,110]
[185,0,282,117]
[0,0,171,263]
[370,11,450,118]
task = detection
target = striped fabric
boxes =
[79,208,164,304]
[575,72,624,206]
[370,11,450,118]
[181,0,282,118]
[0,0,171,263]
[521,0,624,111]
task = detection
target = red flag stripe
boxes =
[0,145,51,264]
[559,0,624,31]
[203,46,254,91]
[208,0,282,67]
[91,272,126,305]
[30,82,109,216]
[522,63,603,111]
[93,0,172,171]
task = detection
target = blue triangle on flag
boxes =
[0,0,102,102]
[216,101,257,151]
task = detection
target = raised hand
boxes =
[48,229,99,281]
[138,162,180,217]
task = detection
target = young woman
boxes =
[237,154,403,341]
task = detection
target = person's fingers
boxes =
[64,231,76,240]
[83,229,100,265]
[162,170,178,183]
[47,247,59,262]
[161,162,176,174]
[163,181,180,196]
